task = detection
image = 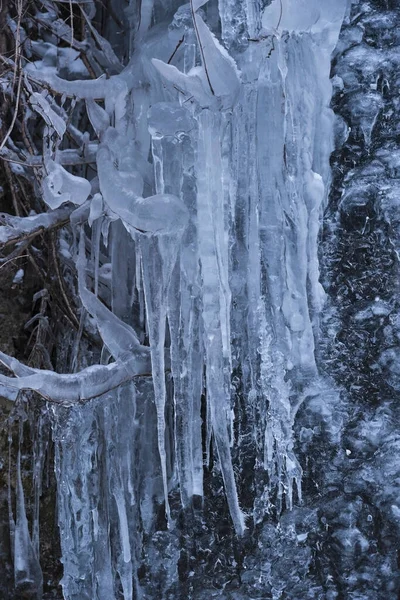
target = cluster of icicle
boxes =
[0,0,349,597]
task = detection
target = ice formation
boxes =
[0,0,350,597]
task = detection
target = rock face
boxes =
[315,1,400,596]
[0,1,399,599]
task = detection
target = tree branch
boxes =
[0,205,74,250]
[0,351,152,406]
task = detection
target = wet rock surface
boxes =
[317,0,400,597]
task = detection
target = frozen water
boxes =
[262,0,348,39]
[30,92,66,138]
[147,102,195,138]
[85,100,110,139]
[0,350,151,404]
[1,0,349,595]
[192,12,241,100]
[153,9,240,108]
[42,160,91,209]
[13,450,43,598]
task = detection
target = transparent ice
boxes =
[0,0,349,597]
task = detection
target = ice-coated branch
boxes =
[191,8,240,99]
[25,66,129,101]
[0,146,99,168]
[0,228,171,406]
[29,92,67,139]
[0,206,74,249]
[42,161,91,210]
[25,58,135,127]
[0,351,151,405]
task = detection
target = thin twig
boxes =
[80,51,97,79]
[69,0,74,47]
[0,240,30,265]
[30,14,84,52]
[0,155,29,166]
[168,36,184,65]
[12,0,22,92]
[50,231,80,329]
[0,61,22,151]
[0,253,29,270]
[3,159,21,215]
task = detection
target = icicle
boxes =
[140,233,183,525]
[14,448,43,598]
[8,438,15,568]
[148,100,203,507]
[30,410,48,563]
[205,389,212,469]
[195,108,245,536]
[115,490,131,563]
[92,218,102,298]
[347,92,383,151]
[183,29,197,74]
[230,77,262,399]
[102,383,140,600]
[176,282,205,502]
[53,404,110,600]
[70,309,86,374]
[167,264,193,507]
[167,260,204,505]
[151,137,165,195]
[180,131,205,503]
[110,220,136,323]
[77,232,151,367]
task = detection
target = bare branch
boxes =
[0,62,22,151]
[68,0,74,47]
[50,230,80,329]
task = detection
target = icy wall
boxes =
[1,0,400,598]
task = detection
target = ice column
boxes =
[255,0,348,506]
[195,109,245,536]
[226,0,348,511]
[148,102,204,506]
[13,448,43,598]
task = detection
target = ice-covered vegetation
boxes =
[0,0,349,597]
